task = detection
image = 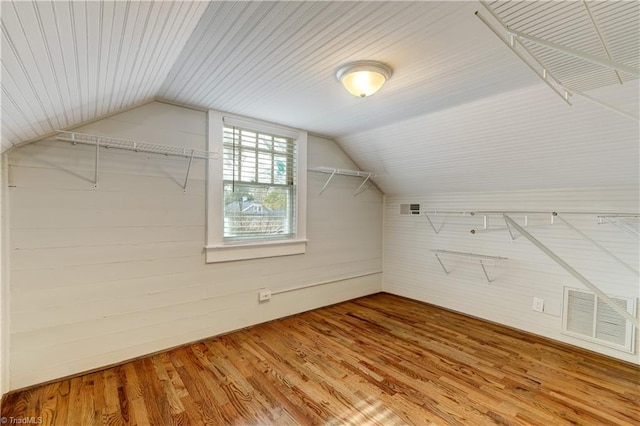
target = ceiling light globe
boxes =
[336,61,392,98]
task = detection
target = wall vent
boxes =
[562,287,637,353]
[400,203,421,215]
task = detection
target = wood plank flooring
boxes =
[2,293,639,425]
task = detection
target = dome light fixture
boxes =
[336,61,392,98]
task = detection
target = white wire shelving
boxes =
[475,1,639,122]
[431,249,507,283]
[418,209,639,327]
[308,166,377,197]
[422,210,639,236]
[55,131,218,190]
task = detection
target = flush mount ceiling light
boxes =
[336,61,392,98]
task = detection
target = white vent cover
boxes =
[400,204,421,215]
[562,287,637,353]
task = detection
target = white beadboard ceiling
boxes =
[1,1,638,194]
[489,0,639,92]
[0,0,208,150]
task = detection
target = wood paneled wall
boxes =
[6,102,383,390]
[383,188,639,364]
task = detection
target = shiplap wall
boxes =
[7,102,383,390]
[1,155,8,395]
[383,189,640,364]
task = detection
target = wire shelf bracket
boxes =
[425,213,443,235]
[423,211,473,234]
[55,131,217,191]
[471,213,556,236]
[582,0,623,85]
[421,211,558,235]
[475,7,571,106]
[431,249,507,283]
[507,28,639,78]
[474,212,639,277]
[598,215,640,238]
[460,211,639,237]
[309,166,377,197]
[555,213,639,277]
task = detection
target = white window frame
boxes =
[205,110,307,263]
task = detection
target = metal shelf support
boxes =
[353,174,372,197]
[598,215,640,237]
[555,213,639,277]
[507,28,639,78]
[425,213,443,235]
[319,170,337,195]
[94,137,99,188]
[431,249,507,283]
[55,131,217,191]
[582,0,623,85]
[477,1,639,122]
[309,166,377,197]
[423,211,638,235]
[423,211,473,234]
[183,150,195,192]
[471,213,555,235]
[475,8,571,106]
[573,91,639,122]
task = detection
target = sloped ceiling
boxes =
[1,0,208,150]
[339,80,639,194]
[1,0,638,195]
[158,1,537,136]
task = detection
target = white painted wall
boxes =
[383,188,640,364]
[7,102,383,390]
[0,155,8,396]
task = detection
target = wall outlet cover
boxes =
[532,297,545,312]
[259,289,272,302]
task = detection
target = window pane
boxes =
[223,146,238,181]
[274,155,287,184]
[240,150,256,182]
[257,152,273,184]
[223,127,240,145]
[258,133,273,150]
[224,184,293,239]
[240,130,256,148]
[222,125,296,242]
[273,137,288,153]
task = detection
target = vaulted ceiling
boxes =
[2,1,638,195]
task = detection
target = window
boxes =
[223,126,296,241]
[206,111,307,263]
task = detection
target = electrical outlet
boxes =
[258,289,271,302]
[532,297,544,312]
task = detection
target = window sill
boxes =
[205,239,308,263]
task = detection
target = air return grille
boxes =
[562,287,636,353]
[400,204,421,215]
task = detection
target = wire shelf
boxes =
[54,131,215,190]
[431,249,507,283]
[309,166,377,196]
[55,131,216,159]
[308,166,376,178]
[431,250,507,267]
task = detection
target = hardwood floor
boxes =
[2,293,639,425]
